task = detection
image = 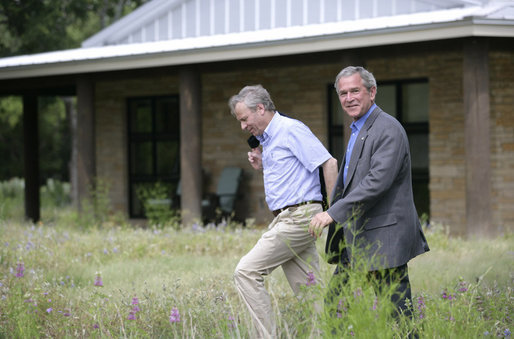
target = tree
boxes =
[0,0,149,182]
[0,0,149,56]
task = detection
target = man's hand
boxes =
[248,148,262,170]
[309,211,334,238]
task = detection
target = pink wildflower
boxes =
[94,272,103,287]
[169,307,180,323]
[306,271,316,286]
[16,262,25,277]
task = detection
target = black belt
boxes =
[272,200,323,217]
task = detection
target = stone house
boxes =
[0,0,513,235]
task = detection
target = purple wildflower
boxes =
[94,272,103,287]
[63,309,71,317]
[442,291,454,300]
[132,305,140,312]
[504,328,511,337]
[348,325,355,336]
[417,295,426,319]
[169,307,180,323]
[228,315,236,329]
[128,311,136,320]
[336,299,347,318]
[458,282,468,293]
[132,297,139,305]
[46,307,53,313]
[306,272,316,286]
[93,323,100,329]
[16,262,25,277]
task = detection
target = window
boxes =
[327,79,430,217]
[127,96,180,218]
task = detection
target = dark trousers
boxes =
[326,263,413,318]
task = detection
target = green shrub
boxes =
[136,182,180,229]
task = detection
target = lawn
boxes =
[1,215,512,338]
[0,181,512,338]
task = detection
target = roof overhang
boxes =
[0,15,512,80]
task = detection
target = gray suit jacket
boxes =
[325,106,429,270]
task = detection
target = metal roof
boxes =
[81,0,485,48]
[0,0,513,80]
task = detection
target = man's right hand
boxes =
[248,148,262,170]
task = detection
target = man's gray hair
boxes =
[334,66,377,94]
[228,84,276,116]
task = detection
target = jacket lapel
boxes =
[342,107,382,195]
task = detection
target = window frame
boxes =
[126,95,180,218]
[327,78,430,216]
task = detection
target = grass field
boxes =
[0,210,512,338]
[0,179,512,337]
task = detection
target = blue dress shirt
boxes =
[257,113,332,211]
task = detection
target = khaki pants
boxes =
[234,203,322,338]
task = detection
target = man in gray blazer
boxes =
[309,66,429,317]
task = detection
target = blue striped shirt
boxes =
[257,113,332,211]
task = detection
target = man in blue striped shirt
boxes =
[229,84,338,338]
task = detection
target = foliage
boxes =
[137,182,180,230]
[0,211,512,337]
[0,0,150,182]
[0,177,25,222]
[0,0,150,57]
[40,179,71,208]
[0,97,23,180]
[0,95,71,182]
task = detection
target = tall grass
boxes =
[0,180,512,337]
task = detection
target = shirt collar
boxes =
[351,103,376,132]
[256,111,279,144]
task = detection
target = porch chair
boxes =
[202,166,243,223]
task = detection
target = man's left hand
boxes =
[309,212,334,238]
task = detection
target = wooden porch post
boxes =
[23,94,40,222]
[75,77,96,210]
[463,38,492,236]
[180,67,202,226]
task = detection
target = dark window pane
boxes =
[131,142,152,175]
[156,97,180,134]
[402,82,428,123]
[156,141,179,175]
[331,90,345,125]
[130,183,146,217]
[130,100,152,133]
[331,134,345,165]
[409,133,429,170]
[412,176,429,217]
[376,84,397,117]
[127,95,180,218]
